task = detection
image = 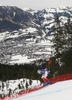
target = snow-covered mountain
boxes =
[0,6,33,32]
[33,6,72,35]
[0,6,72,64]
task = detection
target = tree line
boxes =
[0,63,40,81]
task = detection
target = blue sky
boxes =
[0,0,72,10]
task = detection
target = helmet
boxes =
[37,70,41,74]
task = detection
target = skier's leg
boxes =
[44,72,51,84]
[42,77,46,82]
[44,78,50,84]
[43,78,48,85]
[45,78,49,82]
[41,76,47,85]
[42,77,48,85]
[46,78,51,84]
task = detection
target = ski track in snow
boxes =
[14,80,72,100]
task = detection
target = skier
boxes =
[37,68,50,86]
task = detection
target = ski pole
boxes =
[45,56,51,69]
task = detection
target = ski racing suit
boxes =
[40,68,50,85]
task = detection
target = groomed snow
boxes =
[14,80,72,100]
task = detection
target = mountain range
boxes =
[0,6,72,64]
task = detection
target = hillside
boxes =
[0,6,72,64]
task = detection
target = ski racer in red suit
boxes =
[37,68,50,86]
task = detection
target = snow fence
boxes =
[0,73,72,100]
[49,73,72,82]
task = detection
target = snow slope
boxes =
[14,80,72,100]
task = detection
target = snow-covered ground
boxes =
[0,78,40,98]
[10,55,36,64]
[14,80,72,100]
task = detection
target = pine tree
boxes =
[2,82,4,89]
[60,17,72,74]
[18,84,21,89]
[65,17,72,50]
[26,81,28,89]
[9,89,12,96]
[29,79,32,85]
[52,16,65,67]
